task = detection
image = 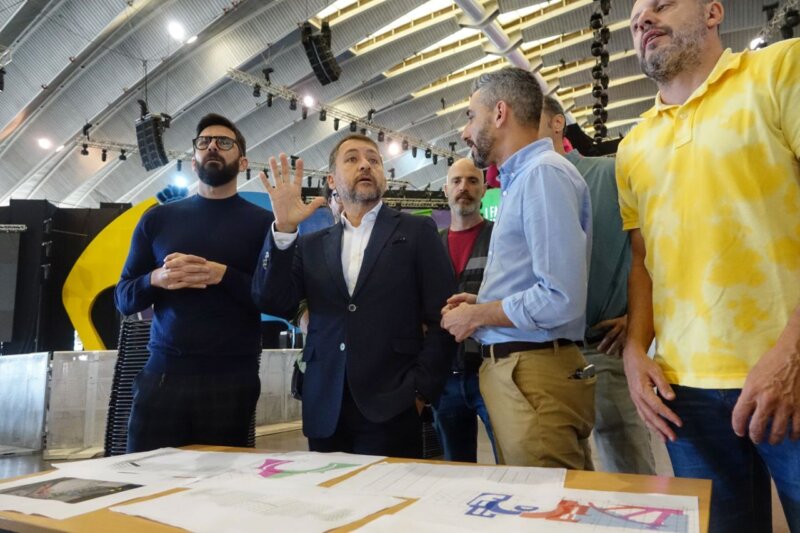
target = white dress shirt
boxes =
[272,201,383,295]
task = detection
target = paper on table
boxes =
[54,448,266,485]
[329,461,566,498]
[55,449,385,486]
[112,477,404,533]
[358,485,700,533]
[0,470,177,520]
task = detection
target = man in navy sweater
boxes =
[115,114,273,452]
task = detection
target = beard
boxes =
[449,195,481,216]
[639,18,706,83]
[468,122,495,169]
[196,156,240,187]
[338,175,383,204]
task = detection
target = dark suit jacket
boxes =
[252,205,457,439]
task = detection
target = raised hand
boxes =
[260,153,326,233]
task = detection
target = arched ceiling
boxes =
[0,0,770,207]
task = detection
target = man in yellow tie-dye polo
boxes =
[617,1,800,532]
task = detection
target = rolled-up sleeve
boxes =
[501,166,589,331]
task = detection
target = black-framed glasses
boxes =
[192,135,237,151]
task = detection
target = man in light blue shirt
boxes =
[442,67,595,469]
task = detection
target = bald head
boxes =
[444,158,485,220]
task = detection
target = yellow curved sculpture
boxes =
[62,199,157,350]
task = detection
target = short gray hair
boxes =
[542,95,565,119]
[472,67,543,127]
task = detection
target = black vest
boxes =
[441,220,494,373]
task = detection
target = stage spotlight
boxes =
[333,117,340,130]
[289,97,297,110]
[367,108,376,121]
[600,27,611,44]
[0,67,5,92]
[177,159,182,172]
[82,122,92,138]
[119,150,127,161]
[319,109,327,121]
[411,146,418,157]
[447,156,454,166]
[388,142,400,156]
[101,149,107,162]
[360,128,367,135]
[263,67,274,83]
[246,169,251,180]
[290,155,298,169]
[301,106,308,120]
[81,144,89,156]
[349,121,357,132]
[590,13,603,30]
[303,95,315,107]
[425,148,432,159]
[267,93,273,107]
[402,139,409,151]
[448,141,457,151]
[378,131,385,142]
[253,84,261,98]
[432,154,438,165]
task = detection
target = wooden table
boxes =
[0,447,711,532]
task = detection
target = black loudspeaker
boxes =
[135,113,171,171]
[301,21,341,86]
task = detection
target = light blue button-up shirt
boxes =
[474,138,592,344]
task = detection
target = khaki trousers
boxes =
[479,343,596,469]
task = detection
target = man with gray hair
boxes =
[442,68,595,469]
[539,95,655,475]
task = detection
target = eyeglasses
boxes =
[192,136,238,151]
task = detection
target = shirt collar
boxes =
[341,200,383,230]
[641,48,743,118]
[498,138,554,190]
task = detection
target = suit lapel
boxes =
[323,223,350,300]
[352,205,399,299]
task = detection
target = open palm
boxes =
[260,153,325,233]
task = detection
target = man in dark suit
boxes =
[252,134,456,458]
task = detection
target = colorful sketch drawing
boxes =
[465,493,541,518]
[521,499,689,532]
[257,459,359,479]
[0,477,141,504]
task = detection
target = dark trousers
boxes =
[665,385,800,533]
[308,386,423,459]
[432,371,497,463]
[127,369,261,453]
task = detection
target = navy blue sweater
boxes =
[115,194,273,374]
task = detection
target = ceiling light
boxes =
[38,138,52,149]
[303,95,315,107]
[186,35,198,44]
[749,36,766,50]
[167,21,186,41]
[388,142,401,155]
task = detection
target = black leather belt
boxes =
[479,339,576,359]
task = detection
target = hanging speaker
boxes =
[301,22,341,86]
[135,103,171,171]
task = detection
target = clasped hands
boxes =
[151,252,226,290]
[440,293,481,342]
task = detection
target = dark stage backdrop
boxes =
[0,200,130,354]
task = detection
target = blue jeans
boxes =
[432,371,497,463]
[664,385,800,533]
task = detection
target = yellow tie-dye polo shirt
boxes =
[616,39,800,389]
